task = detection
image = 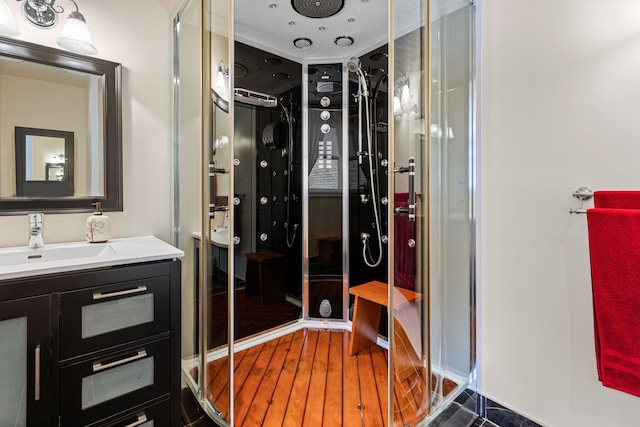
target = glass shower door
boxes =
[174,0,232,425]
[427,1,477,421]
[390,0,476,425]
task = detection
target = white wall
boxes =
[479,1,640,425]
[0,0,174,246]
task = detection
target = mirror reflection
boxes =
[15,127,74,197]
[231,42,303,341]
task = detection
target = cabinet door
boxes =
[0,295,51,427]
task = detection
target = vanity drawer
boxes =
[59,338,170,427]
[59,276,171,360]
[89,398,170,427]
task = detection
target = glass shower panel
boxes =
[205,0,232,424]
[428,1,477,421]
[391,0,430,424]
[174,0,232,425]
[230,42,303,345]
[389,0,476,423]
[174,0,204,401]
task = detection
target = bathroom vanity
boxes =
[0,236,183,427]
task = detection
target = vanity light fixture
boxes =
[393,74,418,118]
[20,0,62,28]
[0,0,97,55]
[55,0,97,55]
[215,60,229,102]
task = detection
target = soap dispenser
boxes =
[85,202,111,243]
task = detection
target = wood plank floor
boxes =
[198,328,457,427]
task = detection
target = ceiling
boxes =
[232,1,398,98]
[234,0,391,63]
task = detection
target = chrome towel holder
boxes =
[570,186,594,214]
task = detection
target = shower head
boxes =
[292,0,344,18]
[346,57,361,73]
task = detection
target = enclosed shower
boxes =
[173,0,476,425]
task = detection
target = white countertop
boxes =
[0,236,184,282]
[191,229,229,248]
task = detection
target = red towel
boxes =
[394,193,416,290]
[594,191,640,209]
[587,208,640,397]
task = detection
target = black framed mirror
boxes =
[0,35,122,215]
[15,127,74,197]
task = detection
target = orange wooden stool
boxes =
[349,280,423,381]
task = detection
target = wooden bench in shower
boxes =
[349,280,423,381]
[244,250,286,305]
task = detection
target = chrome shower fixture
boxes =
[234,88,278,108]
[346,56,361,73]
[291,0,344,18]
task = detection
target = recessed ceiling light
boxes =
[288,20,296,25]
[273,72,290,79]
[348,17,355,22]
[264,57,283,65]
[293,37,313,48]
[269,3,277,8]
[334,36,354,46]
[318,26,326,31]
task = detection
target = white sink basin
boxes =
[0,243,114,266]
[191,229,229,247]
[211,228,229,247]
[0,236,184,281]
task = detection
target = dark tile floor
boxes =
[480,397,543,427]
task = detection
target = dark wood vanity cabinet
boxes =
[0,260,181,427]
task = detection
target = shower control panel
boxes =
[307,63,344,193]
[307,64,343,109]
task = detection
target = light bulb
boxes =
[216,69,228,101]
[401,83,411,111]
[57,15,97,55]
[393,96,401,116]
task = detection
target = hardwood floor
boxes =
[195,328,457,427]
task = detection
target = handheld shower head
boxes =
[346,57,361,73]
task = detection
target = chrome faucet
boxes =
[28,213,44,248]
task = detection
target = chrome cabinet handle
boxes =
[34,345,40,401]
[92,350,147,373]
[93,285,147,300]
[123,414,148,427]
